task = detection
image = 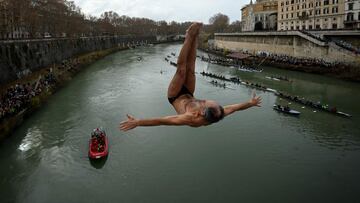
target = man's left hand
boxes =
[249,92,262,107]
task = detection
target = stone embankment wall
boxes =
[0,45,132,141]
[214,32,360,66]
[0,36,157,85]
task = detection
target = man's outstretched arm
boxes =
[119,114,193,131]
[224,92,262,117]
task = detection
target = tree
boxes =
[0,0,191,39]
[225,21,242,33]
[209,13,229,33]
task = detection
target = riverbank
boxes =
[198,46,360,82]
[0,45,128,141]
[209,31,360,81]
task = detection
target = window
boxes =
[324,0,329,5]
[348,3,353,11]
[316,24,321,29]
[332,24,337,29]
[332,6,338,13]
[347,13,354,21]
[323,8,329,14]
[291,13,294,18]
[281,14,284,19]
[309,25,313,29]
[286,14,288,18]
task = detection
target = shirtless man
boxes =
[119,22,261,131]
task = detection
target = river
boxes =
[1,43,360,202]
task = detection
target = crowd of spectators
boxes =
[331,39,360,54]
[256,51,340,68]
[0,71,56,122]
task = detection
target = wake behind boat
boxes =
[266,76,280,81]
[266,75,292,82]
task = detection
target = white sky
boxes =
[72,0,250,23]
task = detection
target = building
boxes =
[241,2,255,31]
[0,0,29,40]
[277,0,346,30]
[344,0,360,28]
[0,0,8,39]
[241,0,278,31]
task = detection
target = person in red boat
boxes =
[91,128,105,152]
[119,22,261,132]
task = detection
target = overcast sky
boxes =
[72,0,249,23]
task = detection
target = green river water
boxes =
[1,43,360,202]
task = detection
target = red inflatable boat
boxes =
[88,128,109,159]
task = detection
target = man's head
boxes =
[202,100,225,124]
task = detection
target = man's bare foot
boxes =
[186,22,203,38]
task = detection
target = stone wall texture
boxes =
[214,32,360,66]
[0,36,157,85]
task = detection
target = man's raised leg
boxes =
[167,24,198,98]
[184,34,199,94]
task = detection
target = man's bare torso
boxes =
[172,94,204,115]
